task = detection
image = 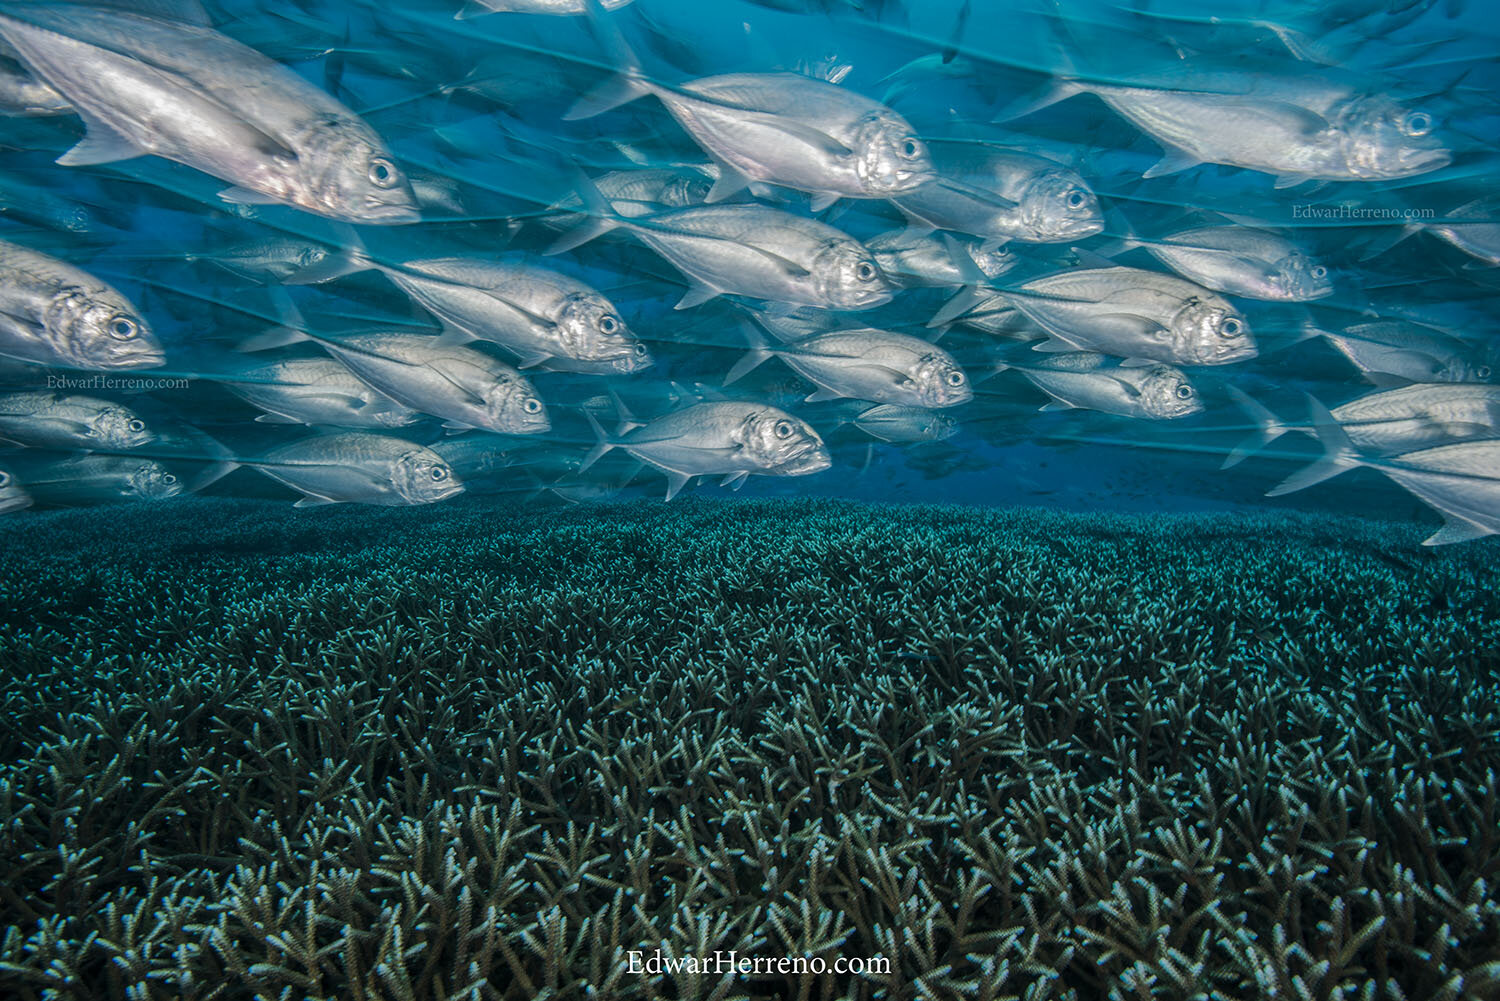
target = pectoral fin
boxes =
[57,117,146,167]
[219,185,284,206]
[663,470,692,501]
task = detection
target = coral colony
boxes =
[1,497,1497,999]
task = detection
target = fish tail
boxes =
[283,225,374,285]
[927,235,990,328]
[725,324,773,385]
[1265,395,1362,497]
[1222,386,1292,469]
[579,407,615,473]
[564,0,652,120]
[238,287,314,352]
[545,169,624,255]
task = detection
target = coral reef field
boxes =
[0,498,1497,1000]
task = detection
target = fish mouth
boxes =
[110,350,167,370]
[782,444,832,475]
[1397,148,1453,176]
[357,200,423,225]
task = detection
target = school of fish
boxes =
[0,0,1496,544]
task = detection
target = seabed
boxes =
[1,497,1497,999]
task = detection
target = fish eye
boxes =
[108,316,138,340]
[900,138,922,159]
[1176,384,1194,399]
[523,398,543,414]
[1066,189,1087,209]
[1311,265,1328,280]
[128,419,146,433]
[946,370,965,386]
[162,473,177,485]
[774,419,794,439]
[856,262,877,282]
[633,343,648,356]
[1479,365,1493,380]
[368,157,400,189]
[598,315,619,334]
[431,466,448,481]
[1402,111,1433,137]
[1220,317,1243,338]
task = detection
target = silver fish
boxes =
[0,391,154,450]
[728,325,972,408]
[1313,318,1495,386]
[997,352,1202,420]
[841,402,958,443]
[546,165,717,222]
[0,465,31,513]
[292,245,650,373]
[1227,384,1500,466]
[583,398,830,499]
[251,432,463,507]
[0,4,419,222]
[458,0,634,16]
[0,57,68,116]
[1371,196,1500,267]
[15,454,181,504]
[552,197,891,311]
[867,230,1016,289]
[220,357,420,429]
[263,328,551,436]
[997,267,1256,365]
[1016,63,1450,184]
[0,238,163,369]
[190,238,333,284]
[568,27,933,207]
[1269,400,1500,546]
[1124,225,1333,301]
[892,144,1103,244]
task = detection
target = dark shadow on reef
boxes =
[0,497,1497,999]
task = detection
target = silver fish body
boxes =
[866,230,1016,289]
[590,204,891,310]
[459,0,634,16]
[570,65,933,203]
[846,403,957,443]
[547,166,716,222]
[311,332,551,435]
[0,238,162,369]
[1428,197,1500,267]
[1136,226,1333,301]
[0,57,68,115]
[591,400,830,499]
[0,391,154,450]
[0,4,419,223]
[893,145,1103,244]
[373,257,650,373]
[1004,267,1256,365]
[1000,352,1202,419]
[1375,442,1500,545]
[1055,64,1450,183]
[1319,319,1494,385]
[16,454,181,504]
[222,357,420,429]
[256,432,462,507]
[0,465,31,513]
[741,328,972,408]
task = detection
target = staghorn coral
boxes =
[0,497,1497,1000]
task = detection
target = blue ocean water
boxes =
[0,0,1496,541]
